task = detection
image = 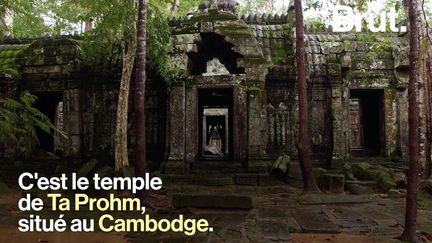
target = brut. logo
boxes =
[332,5,407,33]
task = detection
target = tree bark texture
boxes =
[171,0,180,18]
[135,0,148,180]
[294,0,321,194]
[400,0,420,241]
[114,37,136,172]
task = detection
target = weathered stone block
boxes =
[258,174,277,186]
[340,55,351,69]
[167,54,189,76]
[171,34,201,45]
[173,44,198,53]
[235,173,258,185]
[318,174,345,193]
[351,162,375,180]
[96,165,114,178]
[346,183,374,195]
[376,170,397,192]
[393,171,407,188]
[342,41,356,52]
[163,161,187,174]
[78,159,98,177]
[271,154,290,176]
[327,63,341,76]
[201,176,234,186]
[172,194,254,209]
[320,42,343,54]
[425,177,432,193]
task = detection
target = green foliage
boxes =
[4,0,82,37]
[237,0,287,16]
[304,18,325,32]
[0,92,68,157]
[148,0,178,85]
[7,0,182,84]
[177,0,200,17]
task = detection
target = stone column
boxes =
[330,86,346,161]
[247,88,268,159]
[384,89,398,157]
[68,89,81,160]
[185,86,197,163]
[233,85,248,162]
[164,82,187,173]
[244,64,269,172]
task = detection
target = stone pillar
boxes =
[247,88,267,159]
[164,82,187,173]
[68,89,81,160]
[244,64,269,172]
[384,89,398,157]
[185,87,197,163]
[330,86,347,161]
[233,85,248,162]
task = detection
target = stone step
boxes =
[189,161,246,174]
[172,193,254,209]
[161,173,279,186]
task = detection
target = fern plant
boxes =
[0,91,68,157]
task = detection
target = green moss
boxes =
[417,192,432,210]
[172,27,200,35]
[239,57,272,66]
[215,26,252,37]
[271,48,288,65]
[187,10,237,23]
[326,55,339,63]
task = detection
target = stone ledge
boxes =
[172,194,254,209]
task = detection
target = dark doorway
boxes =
[34,92,63,153]
[349,89,384,157]
[198,88,233,160]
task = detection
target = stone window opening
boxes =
[349,89,385,157]
[187,32,245,75]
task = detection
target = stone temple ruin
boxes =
[0,1,427,179]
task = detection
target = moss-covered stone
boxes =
[187,10,237,23]
[376,170,397,192]
[425,177,432,193]
[346,183,374,195]
[77,159,99,177]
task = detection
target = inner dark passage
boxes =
[34,92,63,153]
[349,89,384,157]
[198,88,233,160]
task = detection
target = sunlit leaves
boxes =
[0,91,68,157]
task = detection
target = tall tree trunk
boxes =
[171,0,180,18]
[399,0,420,241]
[114,37,136,172]
[1,8,13,37]
[84,19,93,32]
[135,0,148,197]
[114,0,137,173]
[418,1,432,178]
[294,0,320,194]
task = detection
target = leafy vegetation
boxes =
[0,92,67,157]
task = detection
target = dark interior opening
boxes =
[188,32,245,75]
[198,88,234,160]
[34,92,63,153]
[349,89,384,157]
